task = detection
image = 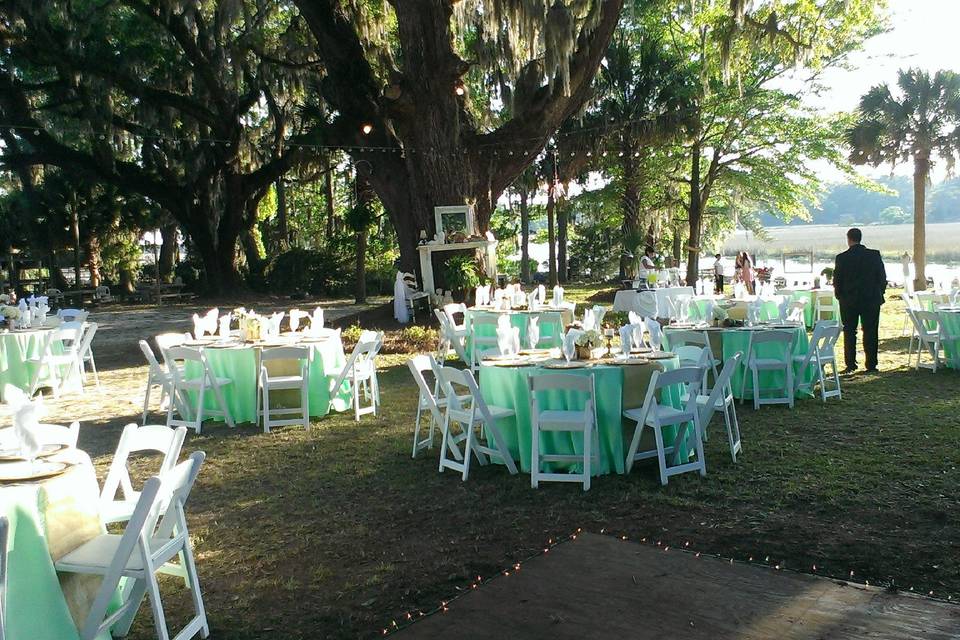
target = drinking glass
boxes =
[562,339,575,363]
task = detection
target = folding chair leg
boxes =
[112,577,149,638]
[144,571,171,640]
[181,539,210,638]
[194,385,206,434]
[531,423,539,488]
[582,426,592,491]
[143,383,153,426]
[210,381,235,428]
[653,425,668,486]
[752,367,760,411]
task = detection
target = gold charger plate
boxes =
[0,443,67,462]
[617,358,650,366]
[0,460,69,483]
[647,351,675,360]
[488,359,533,367]
[543,360,589,369]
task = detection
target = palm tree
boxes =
[848,68,960,291]
[597,30,695,278]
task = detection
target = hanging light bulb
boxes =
[361,123,373,135]
[454,83,466,97]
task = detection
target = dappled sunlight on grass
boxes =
[19,288,960,639]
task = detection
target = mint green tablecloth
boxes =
[478,357,684,475]
[937,310,960,368]
[663,326,813,400]
[0,328,59,400]
[465,309,572,360]
[692,298,779,323]
[184,337,351,424]
[787,290,840,329]
[2,450,116,640]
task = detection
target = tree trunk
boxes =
[159,222,178,281]
[685,139,703,287]
[913,153,929,291]
[324,155,336,240]
[519,189,531,284]
[71,206,81,288]
[547,177,558,287]
[557,186,568,284]
[620,145,642,279]
[276,178,288,250]
[672,225,681,264]
[85,235,101,288]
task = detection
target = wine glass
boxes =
[562,339,575,363]
[290,314,300,334]
[650,328,662,352]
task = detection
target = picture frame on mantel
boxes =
[434,205,475,238]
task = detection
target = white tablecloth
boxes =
[612,286,696,319]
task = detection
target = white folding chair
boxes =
[814,291,837,322]
[329,330,382,421]
[785,299,806,323]
[165,346,235,433]
[666,329,719,390]
[36,421,80,448]
[433,309,469,365]
[901,293,920,354]
[27,323,85,398]
[0,516,6,640]
[695,353,742,462]
[407,355,467,460]
[257,346,311,433]
[139,340,175,425]
[437,367,518,481]
[155,332,191,367]
[674,345,713,397]
[58,308,88,323]
[910,310,943,372]
[401,272,430,321]
[56,452,209,640]
[469,313,502,371]
[624,366,706,486]
[743,330,796,410]
[443,303,468,333]
[99,423,188,525]
[78,321,100,387]
[533,311,563,348]
[794,322,842,401]
[529,373,599,491]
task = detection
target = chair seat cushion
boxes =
[488,405,516,420]
[263,375,305,385]
[536,409,590,426]
[56,533,174,574]
[750,358,788,368]
[178,376,232,389]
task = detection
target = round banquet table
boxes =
[478,355,686,476]
[1,448,118,640]
[0,327,61,401]
[465,307,574,360]
[663,325,813,400]
[183,333,352,424]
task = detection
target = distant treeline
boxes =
[759,176,960,226]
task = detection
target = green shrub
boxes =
[266,248,351,296]
[442,255,480,293]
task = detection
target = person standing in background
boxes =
[713,254,725,294]
[740,252,756,295]
[834,228,887,373]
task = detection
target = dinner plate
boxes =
[646,351,675,360]
[519,348,553,356]
[543,360,589,369]
[488,359,533,367]
[0,460,69,482]
[0,443,67,461]
[615,357,650,366]
[483,354,518,361]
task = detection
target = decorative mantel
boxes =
[417,239,498,296]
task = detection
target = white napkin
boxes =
[536,285,546,305]
[192,313,205,339]
[497,314,511,330]
[552,285,564,306]
[527,292,537,310]
[628,311,644,326]
[218,315,232,338]
[582,309,595,332]
[631,323,645,350]
[592,305,607,327]
[311,307,325,335]
[13,399,43,459]
[563,329,584,357]
[528,317,540,350]
[619,326,633,357]
[268,312,284,337]
[645,318,662,350]
[496,326,519,356]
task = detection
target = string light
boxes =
[361,123,373,135]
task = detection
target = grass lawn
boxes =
[62,285,960,639]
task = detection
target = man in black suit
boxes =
[833,228,887,373]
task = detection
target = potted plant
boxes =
[441,255,480,302]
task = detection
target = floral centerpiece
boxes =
[0,294,9,304]
[756,266,773,283]
[234,308,263,342]
[574,329,600,360]
[0,305,19,329]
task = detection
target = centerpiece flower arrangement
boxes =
[756,266,773,283]
[574,329,600,360]
[712,305,729,327]
[0,305,19,329]
[234,308,263,342]
[0,294,9,304]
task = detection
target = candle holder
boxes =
[603,327,615,357]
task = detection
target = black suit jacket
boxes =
[833,244,887,308]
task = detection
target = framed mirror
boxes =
[434,205,475,238]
